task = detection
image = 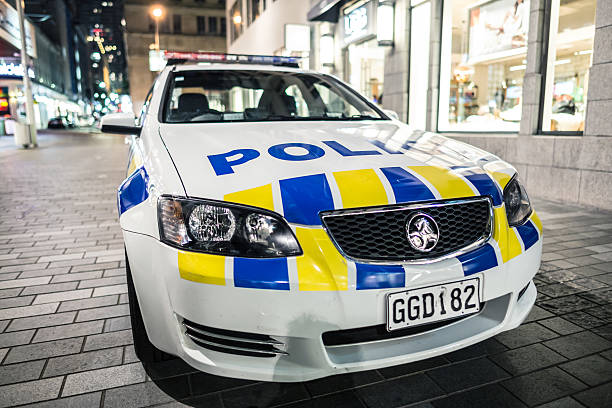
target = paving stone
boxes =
[490,343,567,375]
[495,322,559,349]
[378,356,449,379]
[305,370,383,396]
[427,357,510,393]
[0,295,34,309]
[32,288,92,305]
[279,391,365,408]
[0,347,8,362]
[83,328,133,351]
[103,315,131,332]
[18,267,70,279]
[355,373,444,408]
[33,320,104,343]
[189,371,253,395]
[0,329,35,348]
[445,338,508,362]
[0,303,58,320]
[50,270,102,283]
[539,296,599,315]
[563,311,606,329]
[535,397,587,408]
[0,360,46,386]
[572,382,612,408]
[43,347,123,377]
[0,276,51,290]
[221,382,310,408]
[540,317,584,335]
[502,367,588,406]
[103,378,190,408]
[431,383,526,408]
[0,377,63,408]
[0,287,22,299]
[17,392,102,408]
[78,275,126,289]
[544,331,612,359]
[75,303,129,322]
[0,320,7,332]
[559,355,612,386]
[4,337,84,364]
[524,305,555,322]
[92,283,127,297]
[6,311,76,332]
[61,362,146,396]
[56,294,118,312]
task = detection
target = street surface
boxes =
[0,131,611,407]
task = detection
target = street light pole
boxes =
[155,19,160,50]
[16,0,37,147]
[151,6,164,51]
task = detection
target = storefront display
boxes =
[541,0,595,132]
[342,1,385,105]
[439,0,529,132]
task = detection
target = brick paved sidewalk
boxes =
[0,131,611,408]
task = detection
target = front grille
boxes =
[320,197,492,262]
[182,319,287,358]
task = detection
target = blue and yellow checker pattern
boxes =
[176,164,543,291]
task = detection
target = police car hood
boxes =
[159,121,506,212]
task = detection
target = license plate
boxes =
[386,278,481,331]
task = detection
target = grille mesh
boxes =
[320,198,491,262]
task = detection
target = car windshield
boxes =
[162,70,386,123]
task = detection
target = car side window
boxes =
[136,86,155,127]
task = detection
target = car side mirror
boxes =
[100,112,141,135]
[383,109,400,121]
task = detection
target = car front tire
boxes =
[125,249,172,363]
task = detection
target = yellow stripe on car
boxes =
[333,169,389,208]
[531,211,543,234]
[295,227,348,291]
[408,166,474,199]
[178,251,226,285]
[224,184,275,211]
[493,206,522,263]
[490,171,512,190]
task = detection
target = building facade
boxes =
[0,0,95,132]
[226,0,312,58]
[124,0,227,112]
[305,0,610,210]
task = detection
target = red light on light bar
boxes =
[164,51,226,62]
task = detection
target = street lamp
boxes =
[150,5,165,51]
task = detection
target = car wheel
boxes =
[125,249,173,363]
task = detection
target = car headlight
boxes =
[503,175,532,227]
[157,196,302,257]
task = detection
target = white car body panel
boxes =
[116,62,542,382]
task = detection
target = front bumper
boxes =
[124,230,540,382]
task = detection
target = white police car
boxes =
[101,52,542,382]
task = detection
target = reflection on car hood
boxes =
[159,121,514,222]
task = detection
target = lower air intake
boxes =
[182,319,287,358]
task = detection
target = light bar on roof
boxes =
[163,51,300,66]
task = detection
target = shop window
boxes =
[346,39,385,105]
[438,0,529,132]
[541,0,595,133]
[230,1,243,42]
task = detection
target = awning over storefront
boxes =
[307,0,348,22]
